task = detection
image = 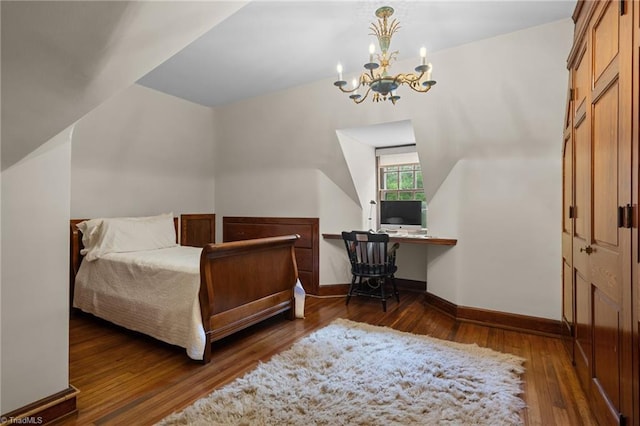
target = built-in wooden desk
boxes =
[322,233,457,246]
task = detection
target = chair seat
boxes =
[351,264,397,277]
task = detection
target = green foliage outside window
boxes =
[379,163,424,200]
[379,161,427,226]
[384,172,398,190]
[384,192,399,200]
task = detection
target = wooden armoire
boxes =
[562,1,639,424]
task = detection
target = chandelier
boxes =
[334,6,435,104]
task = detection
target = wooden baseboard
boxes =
[425,291,563,338]
[423,290,458,318]
[317,281,561,338]
[1,386,79,426]
[317,278,426,297]
[395,278,427,293]
[317,284,349,296]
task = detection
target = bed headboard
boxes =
[180,214,216,248]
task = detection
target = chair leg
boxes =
[379,278,387,312]
[346,275,357,305]
[391,276,399,302]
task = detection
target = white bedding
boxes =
[73,246,206,360]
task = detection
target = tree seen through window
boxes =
[380,163,425,201]
[378,161,426,226]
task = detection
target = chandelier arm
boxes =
[394,71,425,84]
[338,85,356,94]
[361,72,374,85]
[391,72,430,93]
[405,83,433,93]
[338,73,371,94]
[353,86,372,104]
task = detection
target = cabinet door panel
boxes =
[593,0,619,81]
[593,288,621,411]
[574,47,589,114]
[563,261,574,326]
[574,271,592,390]
[592,82,619,249]
[563,136,573,236]
[574,119,590,241]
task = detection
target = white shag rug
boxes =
[158,319,526,426]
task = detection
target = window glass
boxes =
[399,172,414,189]
[377,152,427,227]
[383,192,399,201]
[383,172,397,190]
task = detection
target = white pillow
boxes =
[77,218,104,255]
[80,213,177,261]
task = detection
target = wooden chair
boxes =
[341,231,399,312]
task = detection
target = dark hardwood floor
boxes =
[58,292,597,425]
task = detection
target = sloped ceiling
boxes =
[1,1,246,170]
[1,0,575,172]
[138,1,575,107]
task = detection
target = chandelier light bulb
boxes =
[426,63,433,80]
[420,47,427,65]
[337,63,343,81]
[369,43,376,63]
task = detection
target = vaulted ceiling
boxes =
[1,1,575,170]
[138,1,575,107]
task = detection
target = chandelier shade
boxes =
[334,6,436,105]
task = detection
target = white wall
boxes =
[336,132,377,229]
[420,19,570,319]
[453,158,561,318]
[426,157,561,319]
[214,19,572,319]
[1,128,72,413]
[72,85,216,218]
[215,168,361,286]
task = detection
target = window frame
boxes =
[375,151,427,229]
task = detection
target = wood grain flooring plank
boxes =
[57,293,597,426]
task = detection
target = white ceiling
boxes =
[137,1,575,108]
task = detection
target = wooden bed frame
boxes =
[70,214,300,363]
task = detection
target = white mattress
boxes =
[73,246,206,360]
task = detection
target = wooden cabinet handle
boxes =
[580,246,593,254]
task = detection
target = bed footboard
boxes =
[199,234,300,363]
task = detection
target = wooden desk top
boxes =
[322,233,457,246]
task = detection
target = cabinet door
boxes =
[632,1,640,424]
[571,38,592,392]
[562,82,574,361]
[573,1,633,424]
